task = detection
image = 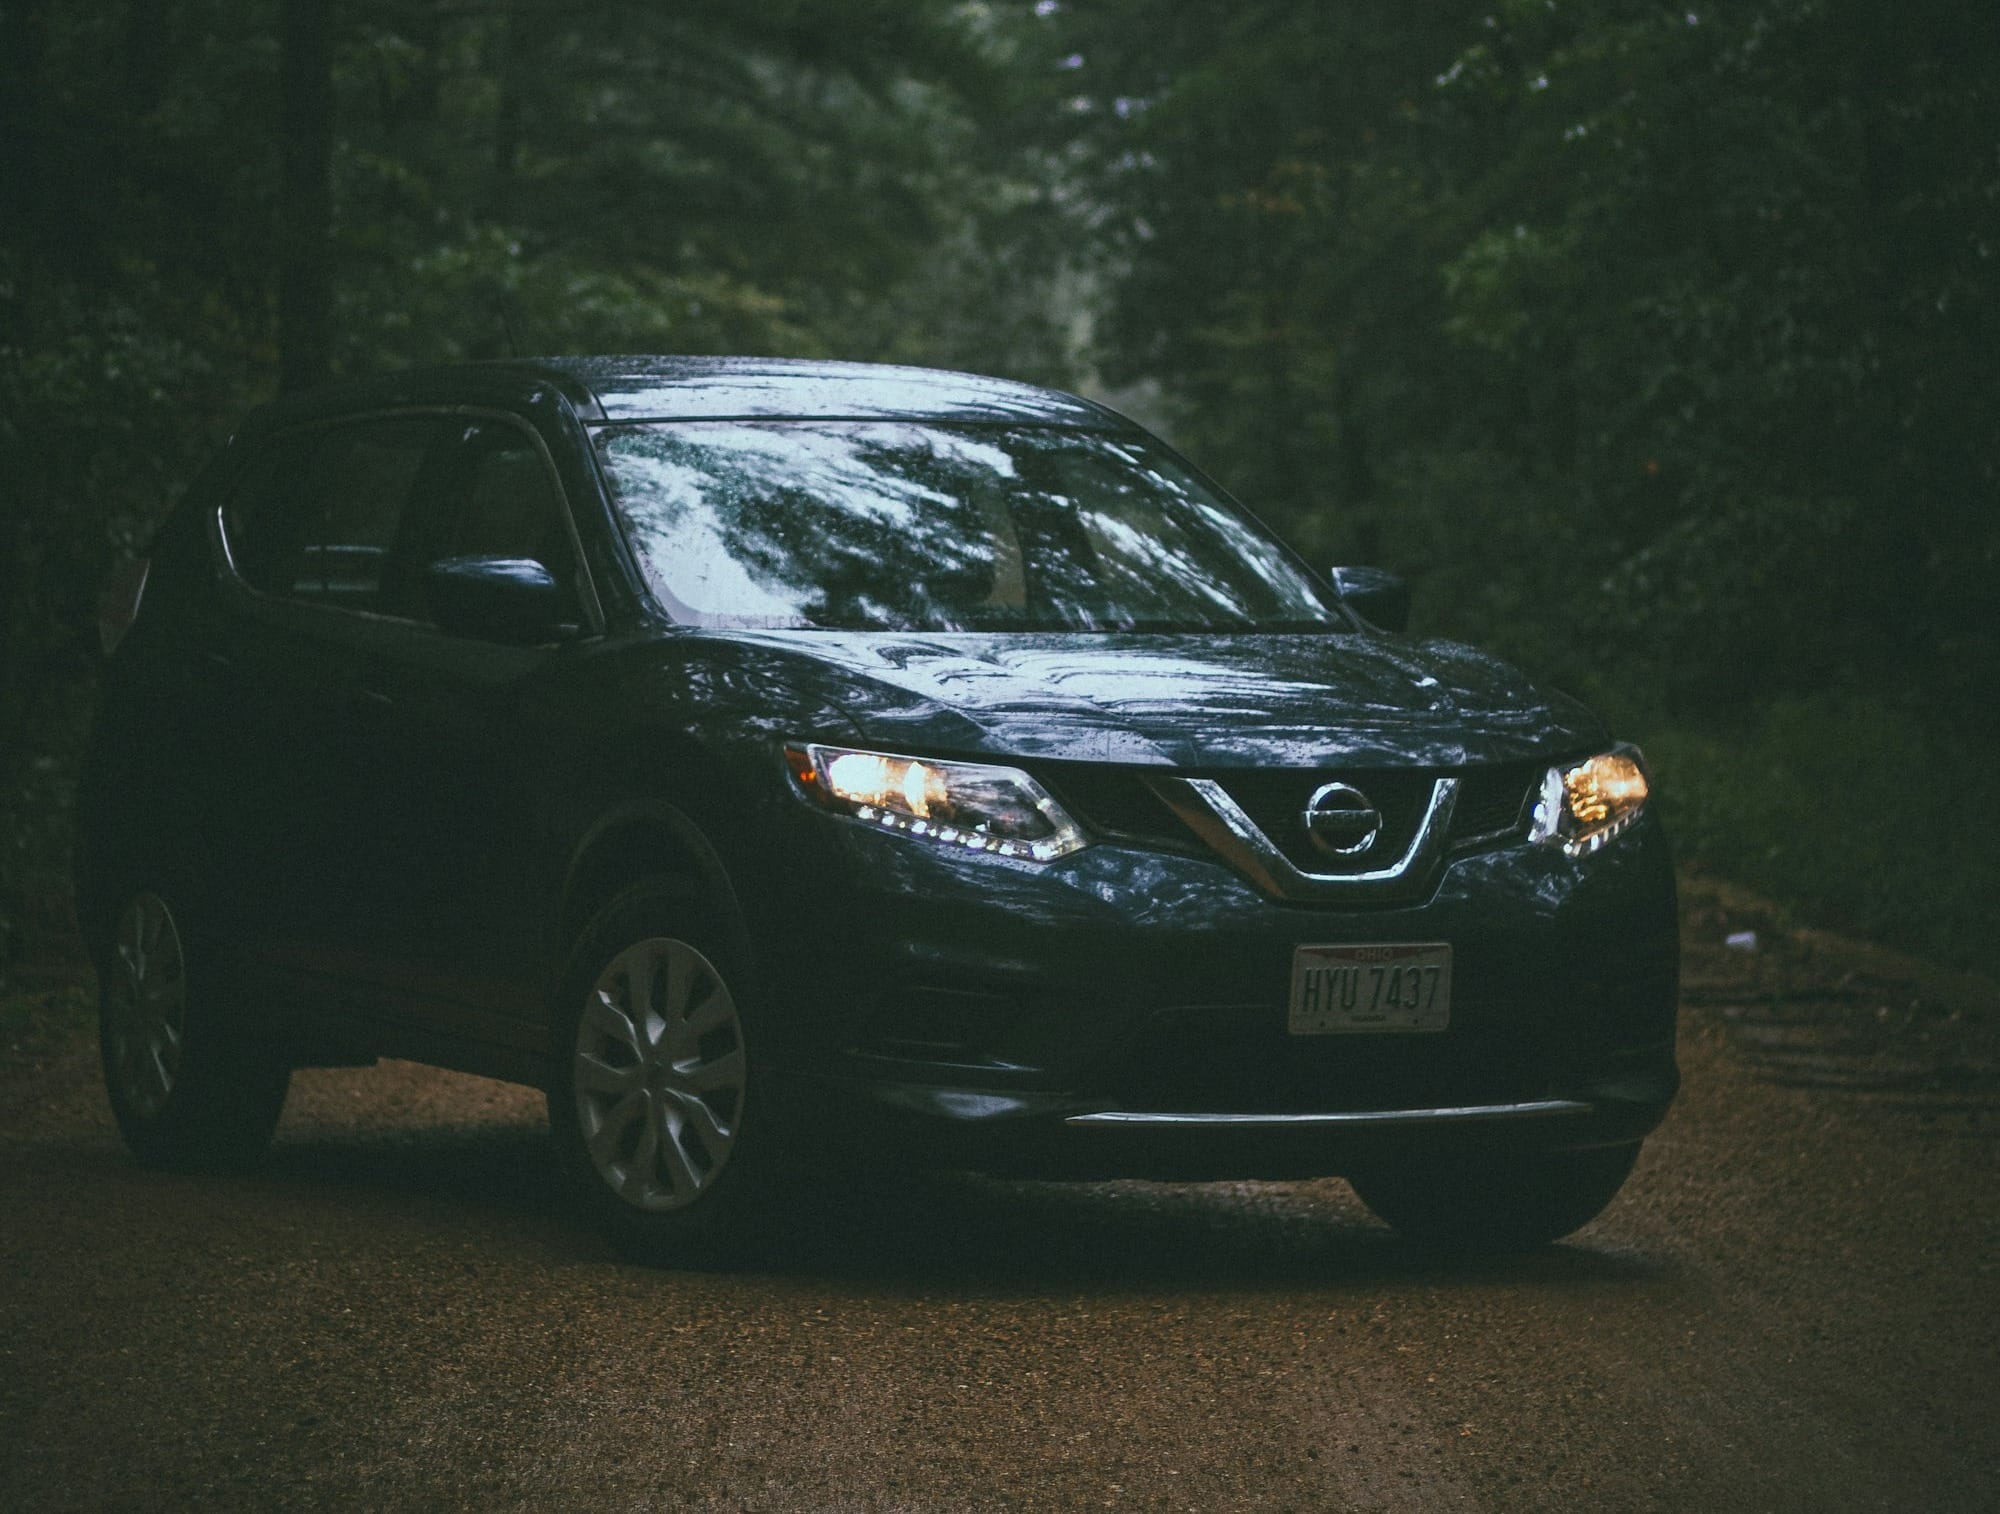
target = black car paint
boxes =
[719,629,1607,768]
[77,357,1677,1181]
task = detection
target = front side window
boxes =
[388,419,586,637]
[594,422,1347,633]
[434,422,579,582]
[222,417,440,612]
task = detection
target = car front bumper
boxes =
[771,1065,1675,1181]
[750,802,1680,1180]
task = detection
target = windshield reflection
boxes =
[594,422,1344,633]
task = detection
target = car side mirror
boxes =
[422,556,572,644]
[1329,565,1410,633]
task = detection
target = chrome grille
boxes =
[1040,761,1539,858]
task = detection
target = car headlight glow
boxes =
[1530,747,1650,857]
[785,743,1088,862]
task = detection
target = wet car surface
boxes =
[77,356,1675,1251]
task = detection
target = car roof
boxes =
[242,356,1132,432]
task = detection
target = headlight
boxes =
[1530,746,1650,856]
[784,743,1088,862]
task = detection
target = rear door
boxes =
[203,413,448,969]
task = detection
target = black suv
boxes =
[78,357,1677,1252]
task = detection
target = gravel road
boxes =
[2,880,1994,1512]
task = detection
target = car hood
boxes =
[716,630,1604,769]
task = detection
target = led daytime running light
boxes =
[786,743,1088,863]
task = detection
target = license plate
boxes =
[1289,943,1452,1034]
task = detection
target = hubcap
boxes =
[572,937,746,1212]
[104,893,187,1119]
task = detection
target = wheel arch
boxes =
[551,794,771,1006]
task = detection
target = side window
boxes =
[221,433,316,594]
[310,422,435,605]
[442,424,577,575]
[414,420,583,629]
[222,417,439,613]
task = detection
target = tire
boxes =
[1349,1142,1642,1253]
[98,889,291,1171]
[546,877,779,1255]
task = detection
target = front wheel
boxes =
[546,879,776,1253]
[99,889,291,1170]
[1349,1142,1642,1253]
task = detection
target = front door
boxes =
[324,414,599,1045]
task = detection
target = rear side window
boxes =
[222,418,440,613]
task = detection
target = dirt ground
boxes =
[1,874,1994,1511]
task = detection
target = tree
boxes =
[1043,0,1999,729]
[0,0,1054,963]
[280,0,334,391]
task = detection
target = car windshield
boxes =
[594,421,1348,632]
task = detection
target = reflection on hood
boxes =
[719,629,1602,770]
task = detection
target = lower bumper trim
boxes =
[1064,1099,1593,1131]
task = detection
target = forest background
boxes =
[2,0,1994,975]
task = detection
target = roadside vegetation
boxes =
[3,0,1992,976]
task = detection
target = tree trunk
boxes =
[0,0,53,779]
[491,0,535,222]
[0,0,53,286]
[123,0,172,118]
[278,0,334,393]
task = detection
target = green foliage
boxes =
[3,0,1992,974]
[1644,695,2000,974]
[1414,0,2000,724]
[1046,0,1997,708]
[0,0,1076,967]
[1041,0,1996,958]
